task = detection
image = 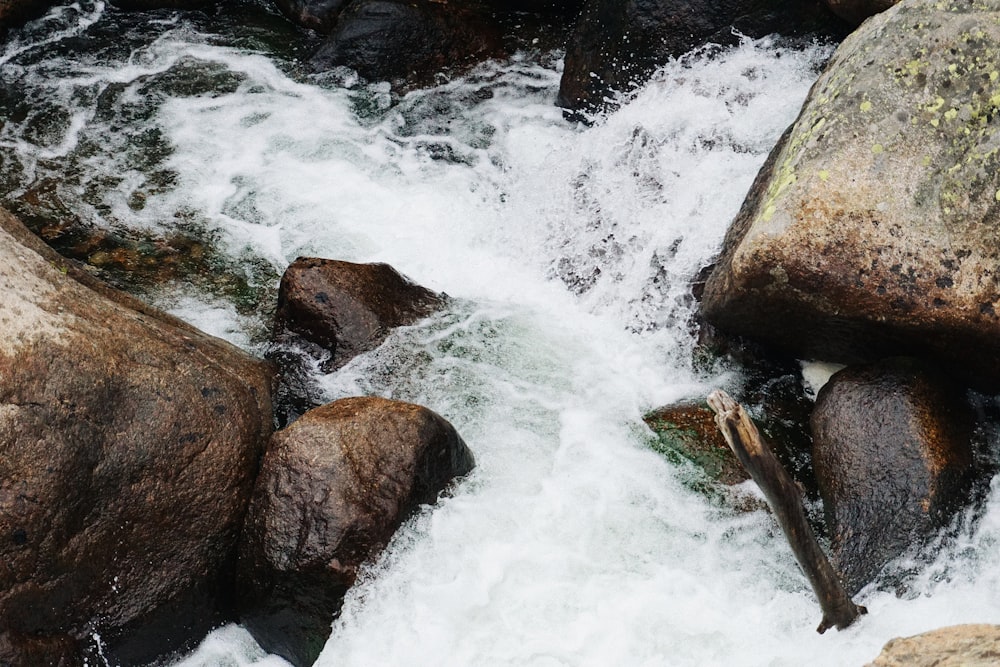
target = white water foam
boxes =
[6,11,1000,666]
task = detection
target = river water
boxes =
[4,2,1000,665]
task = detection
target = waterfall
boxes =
[3,3,1000,666]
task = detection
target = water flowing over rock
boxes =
[811,358,975,595]
[825,0,900,26]
[701,0,1000,390]
[0,208,273,664]
[866,624,1000,666]
[557,0,844,115]
[236,396,475,667]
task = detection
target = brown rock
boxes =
[866,624,1000,667]
[237,396,475,667]
[274,257,444,371]
[700,1,1000,391]
[0,208,273,665]
[811,358,975,595]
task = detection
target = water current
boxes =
[4,2,1000,665]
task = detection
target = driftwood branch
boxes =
[706,389,866,634]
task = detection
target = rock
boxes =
[237,396,475,667]
[274,0,351,33]
[273,257,444,371]
[825,0,900,26]
[0,208,273,664]
[866,624,1000,667]
[644,401,749,486]
[701,0,1000,391]
[0,0,54,29]
[307,0,506,85]
[810,358,975,595]
[270,256,445,425]
[557,0,845,116]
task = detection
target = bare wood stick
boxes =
[706,389,866,633]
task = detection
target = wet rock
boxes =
[644,401,749,486]
[274,0,351,33]
[307,0,506,85]
[701,1,1000,391]
[557,0,845,116]
[237,396,475,667]
[811,358,975,595]
[0,208,273,664]
[270,257,444,426]
[866,624,1000,667]
[825,0,900,26]
[0,0,54,29]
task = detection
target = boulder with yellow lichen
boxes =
[701,0,1000,391]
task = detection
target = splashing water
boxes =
[4,4,1000,666]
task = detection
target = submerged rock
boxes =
[866,624,1000,667]
[0,208,273,664]
[557,0,844,116]
[811,358,975,595]
[701,0,1000,391]
[237,396,475,667]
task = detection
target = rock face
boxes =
[811,358,975,595]
[307,0,506,85]
[237,396,475,667]
[701,0,1000,391]
[866,624,1000,667]
[557,0,844,115]
[825,0,900,26]
[0,209,273,664]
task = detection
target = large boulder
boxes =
[0,209,273,664]
[866,624,1000,667]
[701,0,1000,391]
[811,358,975,595]
[557,0,845,116]
[307,0,506,85]
[237,396,475,667]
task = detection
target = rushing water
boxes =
[5,2,1000,665]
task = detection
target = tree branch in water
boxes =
[706,389,866,633]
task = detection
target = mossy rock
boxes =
[644,401,749,487]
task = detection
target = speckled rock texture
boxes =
[866,624,1000,666]
[0,208,273,665]
[702,0,1000,390]
[811,358,975,595]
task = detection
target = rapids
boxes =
[2,2,1000,665]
